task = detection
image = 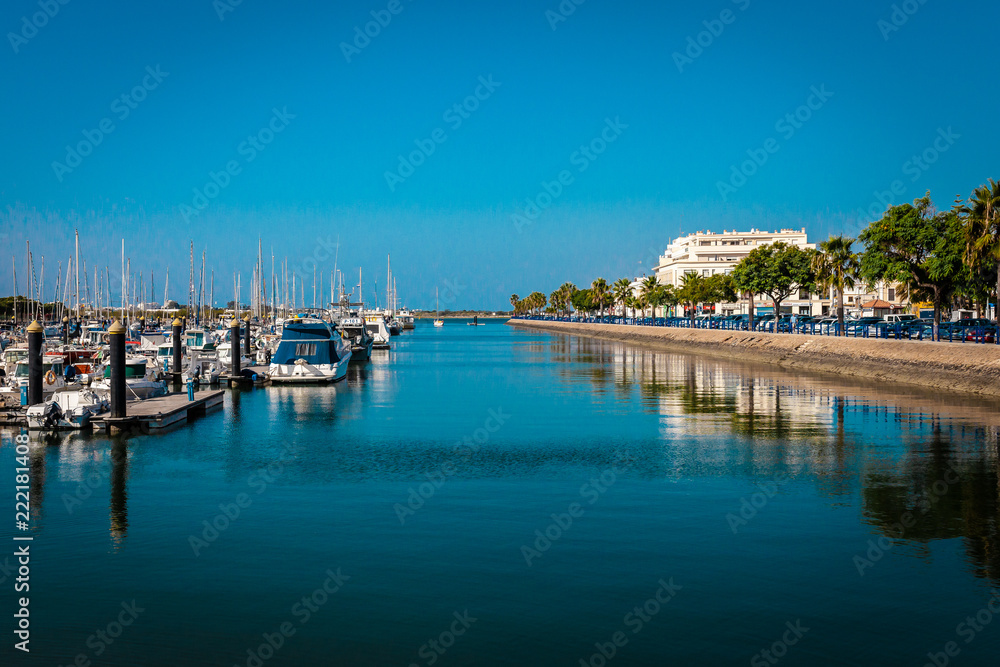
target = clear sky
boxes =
[1,0,997,309]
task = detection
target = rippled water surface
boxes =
[3,321,999,666]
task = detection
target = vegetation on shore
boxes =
[512,179,1000,332]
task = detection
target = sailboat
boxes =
[433,288,444,327]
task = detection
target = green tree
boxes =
[509,293,519,314]
[572,288,594,314]
[731,242,815,321]
[961,178,1000,314]
[676,273,706,325]
[859,194,965,336]
[811,235,860,335]
[591,278,610,319]
[639,276,659,318]
[612,278,633,320]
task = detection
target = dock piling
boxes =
[62,315,69,345]
[26,320,43,406]
[172,317,183,381]
[108,320,127,419]
[243,314,252,358]
[231,318,241,376]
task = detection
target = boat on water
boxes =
[340,316,375,361]
[26,387,109,430]
[183,349,223,385]
[91,357,168,400]
[388,319,402,336]
[363,314,392,350]
[268,316,352,383]
[433,288,444,327]
[1,355,74,402]
[398,309,415,330]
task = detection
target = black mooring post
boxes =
[26,320,44,406]
[62,315,69,345]
[231,319,241,376]
[244,314,252,358]
[108,320,127,419]
[172,318,183,380]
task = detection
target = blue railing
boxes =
[509,314,1000,344]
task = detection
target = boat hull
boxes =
[268,358,349,384]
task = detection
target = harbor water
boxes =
[3,320,999,666]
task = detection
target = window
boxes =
[887,288,895,301]
[799,289,810,300]
[702,269,709,276]
[295,343,317,356]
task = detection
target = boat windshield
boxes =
[15,362,64,377]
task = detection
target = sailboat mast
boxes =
[75,228,80,320]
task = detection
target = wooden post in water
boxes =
[26,320,44,406]
[172,317,183,380]
[231,318,241,376]
[243,314,252,358]
[108,320,127,419]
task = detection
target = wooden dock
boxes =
[94,390,224,434]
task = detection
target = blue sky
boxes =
[1,0,997,309]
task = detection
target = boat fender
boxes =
[45,370,56,385]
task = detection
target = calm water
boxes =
[3,321,999,666]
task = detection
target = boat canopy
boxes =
[272,320,344,365]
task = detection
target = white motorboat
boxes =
[26,387,109,430]
[91,356,168,400]
[268,316,352,383]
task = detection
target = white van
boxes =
[884,314,917,324]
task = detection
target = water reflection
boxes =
[545,333,1000,583]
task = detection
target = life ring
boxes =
[45,370,56,385]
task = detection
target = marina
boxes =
[3,1,998,664]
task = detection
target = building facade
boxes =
[651,228,906,316]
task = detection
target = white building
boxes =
[653,228,822,315]
[651,228,911,317]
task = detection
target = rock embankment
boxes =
[507,320,1000,397]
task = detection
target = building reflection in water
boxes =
[546,334,1000,584]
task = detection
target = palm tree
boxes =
[961,179,1000,316]
[557,282,578,315]
[612,278,632,321]
[591,278,610,320]
[640,276,659,318]
[811,235,859,335]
